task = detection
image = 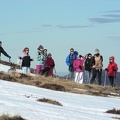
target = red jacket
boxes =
[46,57,55,76]
[107,56,118,77]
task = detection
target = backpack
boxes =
[92,55,103,70]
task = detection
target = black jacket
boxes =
[84,58,92,71]
[20,56,33,67]
[0,47,10,58]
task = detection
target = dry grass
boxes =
[106,108,120,114]
[37,98,63,106]
[0,114,26,120]
[0,71,120,98]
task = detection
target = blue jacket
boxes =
[66,51,78,66]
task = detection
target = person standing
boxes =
[36,45,44,74]
[0,41,11,61]
[66,48,78,80]
[42,49,48,69]
[105,56,118,87]
[73,55,85,84]
[90,49,103,85]
[84,53,92,84]
[18,47,34,74]
[45,53,55,76]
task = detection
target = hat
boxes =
[48,53,52,56]
[94,49,99,54]
[0,41,2,44]
[38,45,43,50]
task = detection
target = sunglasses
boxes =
[70,51,74,52]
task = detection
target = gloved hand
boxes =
[9,56,11,59]
[69,64,73,68]
[79,66,82,70]
[105,68,107,71]
[51,64,55,68]
[112,66,116,71]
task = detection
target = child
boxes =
[105,56,118,87]
[73,55,85,84]
[18,47,34,74]
[36,45,44,74]
[45,53,55,76]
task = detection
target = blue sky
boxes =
[0,0,120,75]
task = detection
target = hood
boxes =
[109,56,114,62]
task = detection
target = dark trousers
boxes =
[108,76,115,87]
[90,68,102,85]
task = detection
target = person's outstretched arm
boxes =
[1,47,11,58]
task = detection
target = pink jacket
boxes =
[73,56,85,72]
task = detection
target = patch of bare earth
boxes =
[37,98,63,106]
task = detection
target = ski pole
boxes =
[9,58,11,63]
[104,70,107,87]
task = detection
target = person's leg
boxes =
[22,67,27,74]
[85,71,90,84]
[97,69,102,85]
[74,72,79,83]
[90,68,97,84]
[48,68,53,76]
[88,71,92,84]
[36,65,42,74]
[109,76,114,87]
[69,71,75,81]
[26,67,30,74]
[78,72,84,84]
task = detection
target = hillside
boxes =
[0,60,120,98]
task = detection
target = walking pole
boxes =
[104,70,107,87]
[9,58,11,63]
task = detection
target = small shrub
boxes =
[106,108,120,114]
[41,83,66,91]
[0,114,26,120]
[37,98,63,106]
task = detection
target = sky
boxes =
[0,64,120,120]
[0,0,120,75]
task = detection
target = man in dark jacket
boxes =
[84,53,92,84]
[0,41,11,61]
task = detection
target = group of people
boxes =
[66,48,118,87]
[0,41,118,87]
[0,41,55,77]
[18,45,55,76]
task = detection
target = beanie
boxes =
[94,49,99,54]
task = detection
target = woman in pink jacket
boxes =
[105,56,118,87]
[73,55,85,84]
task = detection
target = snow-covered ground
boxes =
[0,64,120,120]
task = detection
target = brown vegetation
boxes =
[37,98,63,106]
[106,108,120,114]
[0,60,120,98]
[0,114,26,120]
